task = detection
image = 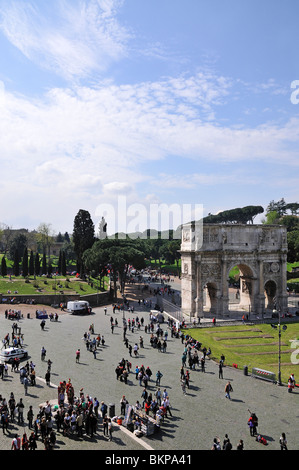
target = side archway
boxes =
[264,280,277,310]
[203,282,219,314]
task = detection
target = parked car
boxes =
[0,347,28,363]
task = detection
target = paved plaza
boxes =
[0,298,298,452]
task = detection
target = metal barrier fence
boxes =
[251,367,276,383]
[156,296,183,323]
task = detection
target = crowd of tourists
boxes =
[0,286,294,451]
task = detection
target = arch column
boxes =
[277,254,288,313]
[220,256,229,316]
[195,256,203,318]
[256,257,265,316]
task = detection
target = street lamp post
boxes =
[272,309,287,386]
[278,312,282,386]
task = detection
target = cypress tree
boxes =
[1,256,7,277]
[22,247,29,278]
[47,262,53,276]
[58,250,62,274]
[13,249,20,276]
[73,209,95,276]
[35,253,40,277]
[61,251,67,276]
[42,252,47,275]
[29,251,35,276]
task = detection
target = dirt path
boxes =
[0,303,68,317]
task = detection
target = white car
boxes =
[0,347,28,363]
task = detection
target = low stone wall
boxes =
[79,292,111,307]
[0,293,79,306]
[0,291,110,307]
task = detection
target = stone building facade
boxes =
[180,223,288,318]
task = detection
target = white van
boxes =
[0,347,28,363]
[67,300,90,315]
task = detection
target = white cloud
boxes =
[0,0,130,81]
[1,77,299,184]
[0,68,298,231]
[103,181,133,194]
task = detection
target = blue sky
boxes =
[0,0,298,235]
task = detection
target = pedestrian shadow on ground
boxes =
[230,398,245,403]
[149,418,181,441]
[259,434,275,443]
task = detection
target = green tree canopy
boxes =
[9,233,27,260]
[203,205,264,224]
[83,238,146,298]
[287,230,299,263]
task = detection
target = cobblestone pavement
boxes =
[0,301,298,452]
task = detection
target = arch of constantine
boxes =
[180,223,288,319]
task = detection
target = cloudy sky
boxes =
[0,0,298,235]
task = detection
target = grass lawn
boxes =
[185,323,299,385]
[0,275,109,296]
[287,261,299,272]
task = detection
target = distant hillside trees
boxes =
[264,198,299,262]
[267,198,299,217]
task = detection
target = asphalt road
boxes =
[0,301,298,452]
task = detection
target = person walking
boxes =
[11,434,21,450]
[141,388,148,408]
[156,370,163,386]
[107,418,113,441]
[219,361,223,379]
[27,405,34,429]
[248,415,255,436]
[76,412,84,437]
[120,396,128,415]
[103,414,109,437]
[45,369,51,386]
[100,401,107,419]
[222,434,232,450]
[237,439,244,450]
[1,409,9,434]
[279,432,288,450]
[248,410,258,436]
[76,349,80,363]
[41,347,46,361]
[181,378,187,395]
[224,381,233,400]
[155,388,162,406]
[163,396,172,417]
[185,370,190,389]
[211,436,221,450]
[17,398,24,424]
[28,432,37,450]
